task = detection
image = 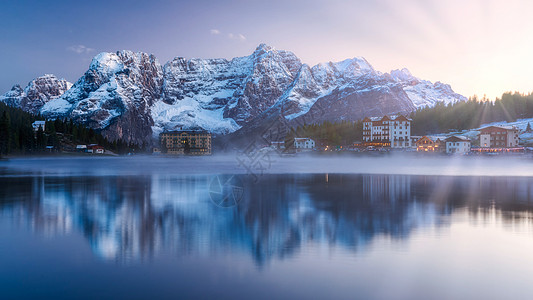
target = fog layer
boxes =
[1,154,532,177]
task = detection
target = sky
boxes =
[1,0,532,99]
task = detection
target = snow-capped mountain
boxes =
[389,68,467,108]
[40,51,163,143]
[0,44,467,144]
[0,74,72,114]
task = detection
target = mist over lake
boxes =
[2,154,533,177]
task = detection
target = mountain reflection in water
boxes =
[1,174,533,265]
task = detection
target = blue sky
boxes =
[1,0,533,99]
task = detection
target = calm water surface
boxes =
[1,158,533,299]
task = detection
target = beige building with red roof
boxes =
[479,126,519,148]
[415,136,444,152]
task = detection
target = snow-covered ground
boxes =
[427,117,533,145]
[151,96,241,136]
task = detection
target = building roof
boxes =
[389,114,412,121]
[161,130,210,135]
[415,136,444,144]
[445,136,471,142]
[479,125,518,132]
[363,115,412,123]
[294,138,314,142]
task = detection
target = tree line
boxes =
[285,120,363,148]
[0,102,141,156]
[410,92,533,135]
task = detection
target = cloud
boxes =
[67,45,95,54]
[210,29,221,35]
[228,33,246,41]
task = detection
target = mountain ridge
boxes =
[1,44,467,144]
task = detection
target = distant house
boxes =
[479,126,519,148]
[87,144,105,154]
[294,138,315,151]
[445,136,471,154]
[270,141,285,150]
[415,136,444,152]
[32,121,45,132]
[76,145,87,152]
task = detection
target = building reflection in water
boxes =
[2,174,533,264]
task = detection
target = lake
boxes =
[2,157,533,299]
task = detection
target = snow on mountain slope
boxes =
[0,74,72,114]
[225,44,303,122]
[390,68,467,108]
[41,51,164,143]
[275,64,326,120]
[151,94,241,136]
[0,85,24,107]
[154,55,252,135]
[333,57,376,79]
[2,44,467,144]
[153,43,303,134]
[272,57,384,120]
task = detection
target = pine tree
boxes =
[0,111,11,154]
[284,128,296,150]
[36,126,46,151]
[19,124,35,153]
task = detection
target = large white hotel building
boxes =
[362,115,412,148]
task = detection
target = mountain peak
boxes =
[332,57,375,78]
[10,84,23,92]
[40,74,58,79]
[255,43,273,51]
[253,43,275,56]
[89,52,125,76]
[390,68,417,82]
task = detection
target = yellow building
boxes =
[160,130,212,155]
[415,136,444,152]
